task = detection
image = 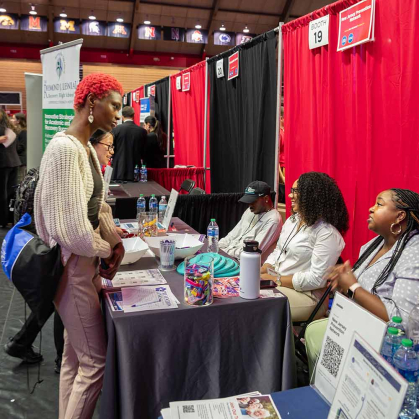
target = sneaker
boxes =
[54,356,62,374]
[4,340,43,364]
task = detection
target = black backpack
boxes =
[13,167,39,233]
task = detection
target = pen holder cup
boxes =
[184,255,214,306]
[159,240,176,271]
[138,212,158,239]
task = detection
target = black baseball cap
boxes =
[238,181,271,204]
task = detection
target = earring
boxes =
[390,223,402,235]
[88,108,94,124]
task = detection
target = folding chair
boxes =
[190,187,205,195]
[179,179,195,194]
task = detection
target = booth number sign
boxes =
[309,15,329,50]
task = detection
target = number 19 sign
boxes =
[309,15,329,50]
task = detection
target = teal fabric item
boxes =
[177,252,240,277]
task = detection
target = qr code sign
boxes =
[183,405,195,413]
[320,336,344,378]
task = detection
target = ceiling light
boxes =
[144,20,151,24]
[0,3,6,13]
[59,8,67,18]
[116,17,123,23]
[89,11,96,20]
[243,26,250,33]
[29,4,37,15]
[195,24,202,29]
[220,24,226,31]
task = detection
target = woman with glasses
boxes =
[261,172,349,321]
[89,129,115,170]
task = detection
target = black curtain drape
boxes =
[145,77,170,136]
[208,31,277,193]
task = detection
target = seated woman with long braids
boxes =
[261,172,349,321]
[305,188,419,373]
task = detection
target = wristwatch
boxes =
[347,283,362,299]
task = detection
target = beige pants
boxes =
[54,254,106,419]
[276,286,328,322]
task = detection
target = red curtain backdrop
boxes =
[171,61,210,169]
[147,168,205,193]
[283,0,419,262]
[131,86,145,126]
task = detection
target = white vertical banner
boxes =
[41,39,83,150]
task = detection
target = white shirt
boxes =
[354,232,419,326]
[265,214,345,299]
[219,208,282,259]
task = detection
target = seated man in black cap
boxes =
[219,181,283,260]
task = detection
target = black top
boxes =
[17,130,27,166]
[0,125,21,168]
[88,154,102,230]
[111,120,147,181]
[144,132,166,168]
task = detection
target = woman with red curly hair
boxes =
[34,73,125,419]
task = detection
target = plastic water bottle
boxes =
[140,165,147,182]
[380,327,401,365]
[159,196,168,223]
[389,316,405,335]
[407,305,419,418]
[136,194,146,216]
[133,165,140,182]
[149,194,158,214]
[239,240,261,300]
[393,339,419,419]
[207,219,219,253]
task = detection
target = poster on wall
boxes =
[41,39,83,150]
[0,14,19,30]
[182,72,190,92]
[186,29,208,44]
[20,15,47,32]
[54,18,80,34]
[81,20,107,36]
[337,0,375,51]
[148,85,155,97]
[138,25,161,40]
[228,51,239,81]
[163,27,185,42]
[108,22,130,38]
[214,31,235,46]
[236,33,254,45]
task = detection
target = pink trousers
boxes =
[54,254,106,419]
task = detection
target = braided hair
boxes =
[352,188,419,294]
[295,172,349,235]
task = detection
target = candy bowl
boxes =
[184,255,214,306]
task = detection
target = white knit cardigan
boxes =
[35,132,121,265]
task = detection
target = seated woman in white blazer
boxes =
[261,172,349,321]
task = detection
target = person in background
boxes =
[0,109,20,228]
[261,172,349,321]
[111,106,147,181]
[305,188,419,374]
[35,73,125,419]
[219,181,282,261]
[143,115,166,168]
[11,112,27,183]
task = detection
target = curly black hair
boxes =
[295,171,349,234]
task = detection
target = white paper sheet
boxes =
[102,269,167,289]
[122,285,178,313]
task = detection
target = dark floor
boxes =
[0,226,101,419]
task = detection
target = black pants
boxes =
[13,304,64,358]
[0,166,18,226]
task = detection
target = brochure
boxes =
[101,269,167,289]
[328,332,407,419]
[105,291,123,312]
[122,285,179,313]
[214,277,240,298]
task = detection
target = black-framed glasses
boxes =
[98,142,114,152]
[290,187,299,195]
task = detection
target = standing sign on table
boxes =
[182,72,190,92]
[337,0,375,51]
[228,51,239,81]
[41,39,82,150]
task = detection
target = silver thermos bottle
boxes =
[239,240,262,299]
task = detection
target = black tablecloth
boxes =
[100,218,296,419]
